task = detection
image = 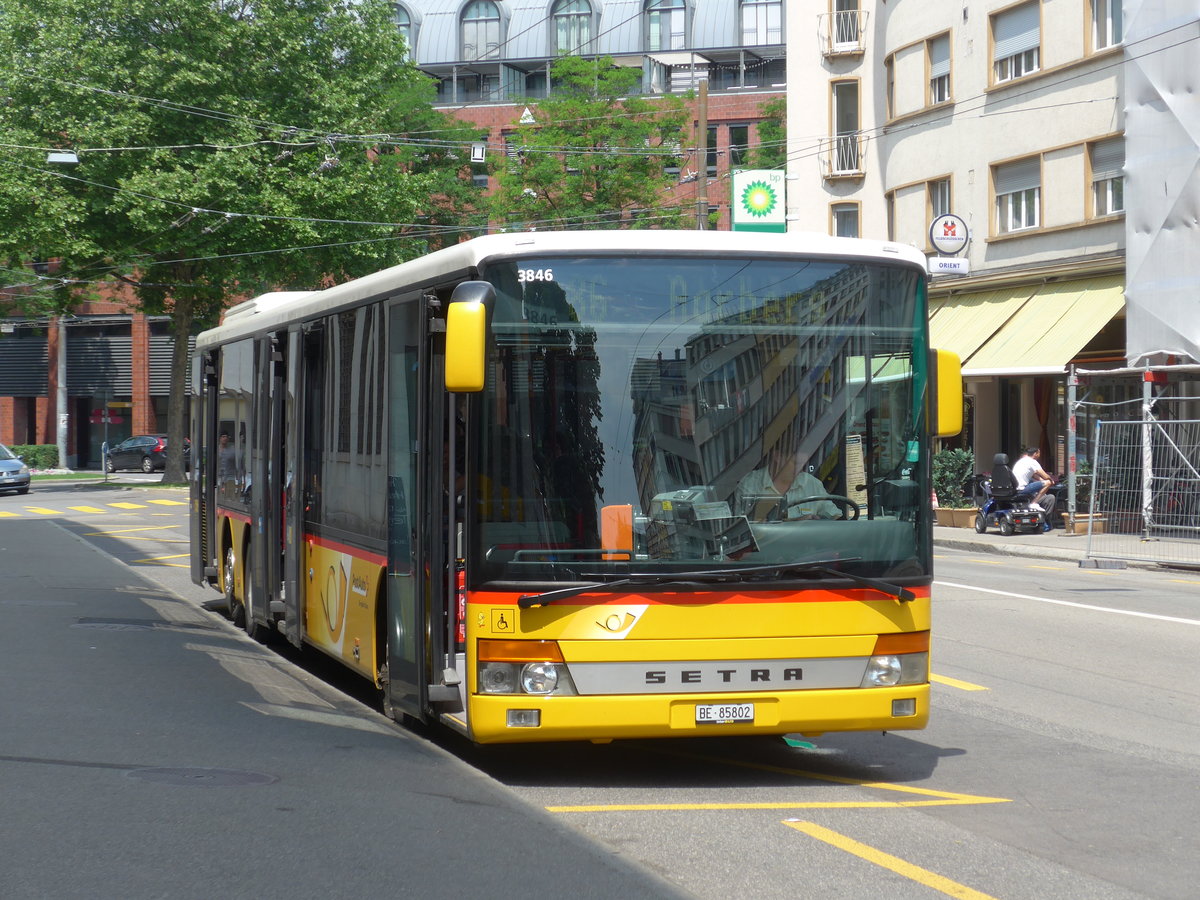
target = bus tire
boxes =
[224,543,245,627]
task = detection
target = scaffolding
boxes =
[1068,366,1200,567]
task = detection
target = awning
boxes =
[930,276,1125,377]
[928,286,1037,362]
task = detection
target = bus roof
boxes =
[196,230,928,348]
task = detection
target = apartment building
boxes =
[401,0,787,228]
[787,0,1129,468]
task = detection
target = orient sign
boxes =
[929,213,969,256]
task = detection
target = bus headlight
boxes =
[861,652,928,687]
[521,662,559,694]
[478,662,518,693]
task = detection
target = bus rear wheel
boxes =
[224,544,245,627]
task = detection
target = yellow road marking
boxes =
[25,506,63,515]
[133,554,190,567]
[147,499,187,506]
[1171,578,1200,586]
[0,511,19,517]
[931,673,989,691]
[84,525,181,536]
[784,821,998,900]
[69,506,107,514]
[546,748,1010,813]
[109,502,147,509]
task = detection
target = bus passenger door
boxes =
[383,298,429,719]
[190,350,219,587]
[279,329,303,647]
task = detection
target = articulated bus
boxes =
[190,230,962,744]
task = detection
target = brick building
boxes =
[403,0,787,228]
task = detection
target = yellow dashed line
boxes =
[109,502,148,509]
[0,511,19,518]
[69,506,107,514]
[932,673,989,691]
[146,499,187,506]
[784,821,999,899]
[25,506,63,515]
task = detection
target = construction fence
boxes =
[1077,417,1200,566]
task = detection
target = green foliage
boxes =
[932,448,975,508]
[747,97,786,170]
[0,0,479,479]
[11,445,59,469]
[488,55,691,230]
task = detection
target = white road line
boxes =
[935,580,1200,626]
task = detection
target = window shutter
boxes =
[929,35,950,78]
[994,157,1040,195]
[993,2,1040,58]
[1091,139,1124,181]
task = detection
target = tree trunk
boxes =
[162,293,195,484]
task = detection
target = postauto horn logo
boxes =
[740,180,778,218]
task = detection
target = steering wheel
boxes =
[788,495,861,521]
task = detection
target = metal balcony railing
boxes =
[821,133,866,178]
[819,10,868,56]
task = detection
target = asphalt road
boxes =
[0,497,686,900]
[4,483,1199,899]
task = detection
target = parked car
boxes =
[0,443,31,494]
[105,435,189,473]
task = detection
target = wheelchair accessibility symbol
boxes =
[491,609,514,633]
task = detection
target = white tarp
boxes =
[1124,2,1200,366]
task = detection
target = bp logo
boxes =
[740,180,778,218]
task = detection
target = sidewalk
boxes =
[934,522,1131,568]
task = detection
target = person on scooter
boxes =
[1013,446,1057,524]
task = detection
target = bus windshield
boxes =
[472,253,929,585]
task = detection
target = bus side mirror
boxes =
[929,349,963,437]
[445,281,494,393]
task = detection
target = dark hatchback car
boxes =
[105,435,189,473]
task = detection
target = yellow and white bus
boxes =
[190,230,961,744]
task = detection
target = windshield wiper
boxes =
[515,558,914,608]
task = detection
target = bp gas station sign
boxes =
[731,170,786,232]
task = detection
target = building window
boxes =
[553,0,592,55]
[728,124,749,169]
[392,4,415,59]
[741,0,781,46]
[993,157,1041,233]
[1091,138,1124,216]
[462,0,502,60]
[832,0,860,50]
[928,33,951,104]
[832,203,859,238]
[646,0,687,51]
[928,177,951,220]
[832,80,860,173]
[1092,0,1122,50]
[992,2,1040,84]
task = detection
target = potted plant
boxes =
[932,448,977,526]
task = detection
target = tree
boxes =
[0,0,480,480]
[748,96,786,170]
[488,55,691,231]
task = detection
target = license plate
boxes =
[695,703,754,724]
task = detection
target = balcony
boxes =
[820,133,866,179]
[819,10,868,57]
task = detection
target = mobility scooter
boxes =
[970,453,1049,536]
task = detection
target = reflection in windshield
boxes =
[472,255,927,583]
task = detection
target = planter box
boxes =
[934,508,957,527]
[1063,513,1105,535]
[951,507,980,528]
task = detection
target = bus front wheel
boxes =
[224,544,245,627]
